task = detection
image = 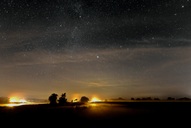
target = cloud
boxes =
[1,41,191,99]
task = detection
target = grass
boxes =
[0,101,191,127]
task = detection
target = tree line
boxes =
[48,92,90,105]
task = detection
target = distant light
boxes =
[9,97,18,102]
[19,99,27,103]
[9,97,27,103]
[90,97,102,102]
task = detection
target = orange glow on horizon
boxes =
[71,98,79,102]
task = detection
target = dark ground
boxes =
[0,101,191,127]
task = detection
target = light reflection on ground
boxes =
[0,102,48,107]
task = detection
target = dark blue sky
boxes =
[0,0,191,101]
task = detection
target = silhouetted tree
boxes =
[48,93,58,105]
[80,96,89,103]
[167,97,175,100]
[154,98,160,100]
[58,93,67,105]
[177,97,191,101]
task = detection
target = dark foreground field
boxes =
[0,101,191,127]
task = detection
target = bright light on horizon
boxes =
[90,97,102,102]
[9,97,27,103]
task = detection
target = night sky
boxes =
[0,0,191,101]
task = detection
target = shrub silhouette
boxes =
[80,96,89,103]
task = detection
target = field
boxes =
[0,101,191,127]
